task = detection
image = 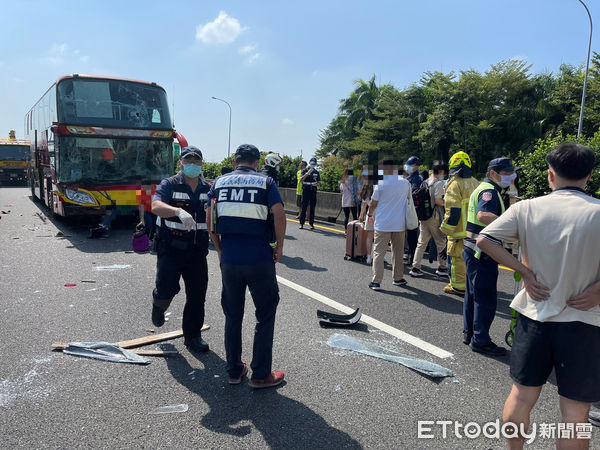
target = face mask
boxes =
[362,170,368,176]
[309,163,316,168]
[183,164,202,178]
[499,173,517,189]
[276,166,280,172]
[404,164,415,175]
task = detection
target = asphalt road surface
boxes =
[1,186,597,449]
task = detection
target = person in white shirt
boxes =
[367,159,411,290]
[477,142,600,450]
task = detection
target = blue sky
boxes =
[0,0,596,163]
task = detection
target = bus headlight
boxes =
[65,188,96,204]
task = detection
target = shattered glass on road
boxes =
[327,333,454,378]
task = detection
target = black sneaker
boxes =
[151,305,165,327]
[184,336,209,353]
[310,225,315,230]
[393,278,408,286]
[409,268,423,277]
[299,224,304,229]
[436,267,449,277]
[471,341,507,357]
[368,282,381,291]
[463,332,472,345]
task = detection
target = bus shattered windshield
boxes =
[57,78,172,130]
[59,137,172,184]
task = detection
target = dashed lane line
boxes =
[276,275,454,359]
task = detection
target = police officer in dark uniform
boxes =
[150,146,211,353]
[463,157,516,357]
[207,144,287,388]
[299,157,320,230]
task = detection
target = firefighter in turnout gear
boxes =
[150,146,211,353]
[462,157,516,357]
[440,151,479,296]
[207,144,287,389]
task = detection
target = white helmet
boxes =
[264,152,283,167]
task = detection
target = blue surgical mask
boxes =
[499,173,517,189]
[404,164,415,175]
[183,164,202,178]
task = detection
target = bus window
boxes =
[57,78,172,129]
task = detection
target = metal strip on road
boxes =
[276,275,454,359]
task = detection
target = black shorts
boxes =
[296,195,302,208]
[510,314,600,403]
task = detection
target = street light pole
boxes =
[577,0,593,140]
[211,96,232,158]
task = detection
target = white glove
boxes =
[176,208,196,232]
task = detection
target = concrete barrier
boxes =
[279,187,344,224]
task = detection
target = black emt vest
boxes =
[213,166,270,237]
[158,174,210,250]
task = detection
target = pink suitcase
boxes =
[344,220,367,260]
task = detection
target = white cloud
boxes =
[239,44,256,55]
[238,44,260,64]
[246,52,261,64]
[46,43,68,64]
[196,11,245,44]
[282,118,294,125]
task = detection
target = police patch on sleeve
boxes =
[481,191,493,202]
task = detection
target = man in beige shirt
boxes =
[477,142,600,450]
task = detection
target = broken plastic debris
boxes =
[317,308,362,328]
[149,404,188,414]
[165,312,172,317]
[64,283,77,287]
[81,280,96,283]
[94,265,131,271]
[61,342,150,365]
[327,334,454,378]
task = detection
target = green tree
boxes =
[518,132,600,199]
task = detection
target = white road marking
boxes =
[276,276,454,359]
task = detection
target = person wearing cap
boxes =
[150,146,211,353]
[440,151,479,296]
[207,144,286,389]
[299,157,321,230]
[462,157,516,357]
[403,156,423,266]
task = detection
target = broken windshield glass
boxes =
[58,136,172,184]
[57,78,172,129]
[327,333,454,378]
